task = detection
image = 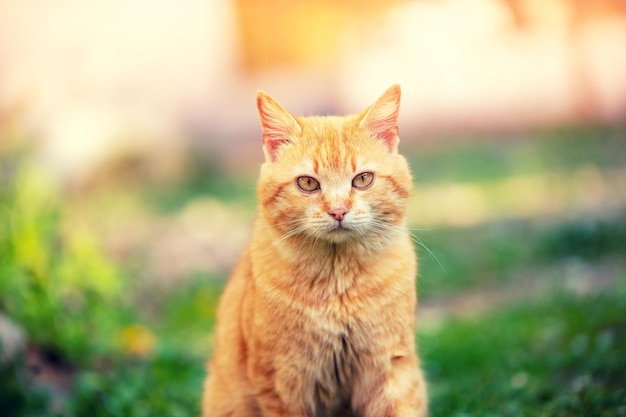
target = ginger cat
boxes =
[202,85,427,417]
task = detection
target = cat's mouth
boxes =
[329,222,352,235]
[323,222,363,243]
[310,219,361,242]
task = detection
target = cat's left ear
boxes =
[257,91,302,162]
[358,84,401,154]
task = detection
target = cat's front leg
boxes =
[248,356,309,417]
[251,384,309,417]
[358,355,428,417]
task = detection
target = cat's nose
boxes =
[328,208,348,222]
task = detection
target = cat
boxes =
[202,85,427,417]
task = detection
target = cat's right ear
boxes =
[257,91,302,163]
[358,84,401,154]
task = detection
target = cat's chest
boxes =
[301,284,391,369]
[303,295,387,415]
[254,257,409,414]
[277,260,396,345]
[303,281,382,334]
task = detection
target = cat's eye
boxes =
[352,172,375,189]
[296,176,320,192]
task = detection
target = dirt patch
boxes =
[418,258,624,330]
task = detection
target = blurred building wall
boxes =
[1,0,625,182]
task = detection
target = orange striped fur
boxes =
[202,85,427,417]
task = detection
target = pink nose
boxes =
[328,208,348,222]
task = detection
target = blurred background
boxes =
[1,0,625,416]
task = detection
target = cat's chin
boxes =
[317,224,362,245]
[327,225,350,236]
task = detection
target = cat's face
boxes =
[256,85,412,247]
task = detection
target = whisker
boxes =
[368,219,444,272]
[405,225,443,232]
[270,224,308,247]
[408,231,444,272]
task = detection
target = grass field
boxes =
[1,125,625,416]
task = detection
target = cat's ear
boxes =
[358,84,401,153]
[257,91,302,162]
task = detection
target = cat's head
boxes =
[256,85,412,248]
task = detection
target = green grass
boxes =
[422,286,626,417]
[0,162,136,365]
[140,151,258,214]
[0,154,214,416]
[68,352,205,417]
[416,215,626,299]
[1,125,626,416]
